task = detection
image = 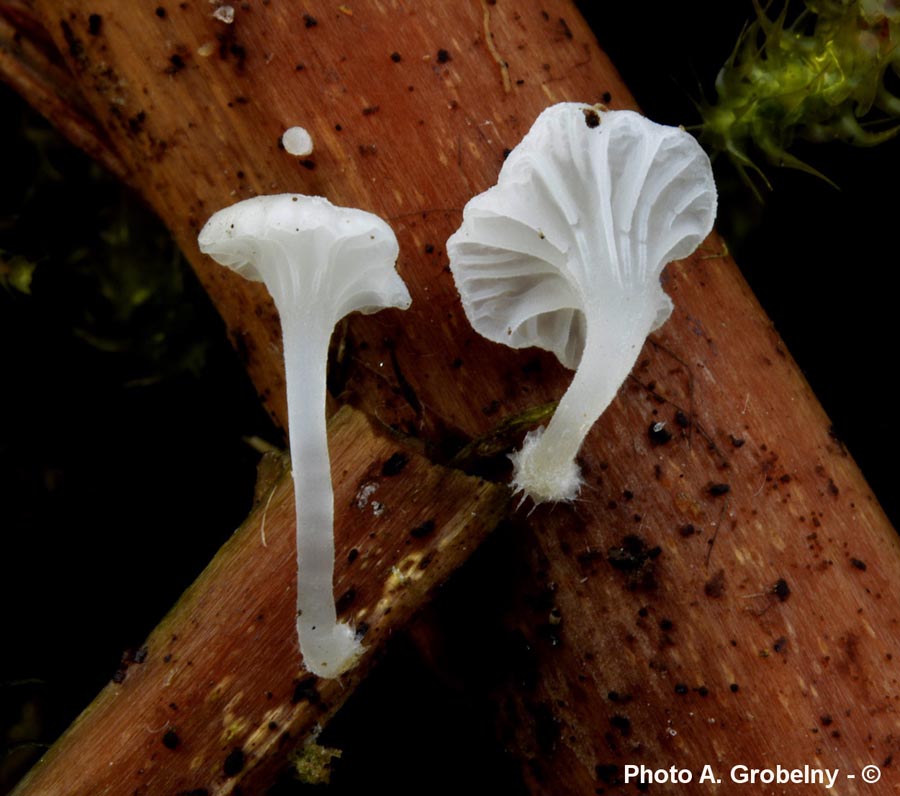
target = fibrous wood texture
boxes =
[3,2,900,794]
[11,406,507,795]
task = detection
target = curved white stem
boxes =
[511,300,657,504]
[279,306,361,677]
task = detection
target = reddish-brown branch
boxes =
[0,1,127,181]
[12,407,508,795]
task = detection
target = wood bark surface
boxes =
[10,406,507,795]
[2,2,899,795]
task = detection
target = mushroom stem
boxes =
[511,299,658,504]
[280,307,361,676]
[198,194,408,678]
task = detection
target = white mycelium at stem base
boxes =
[448,104,717,504]
[509,298,661,503]
[198,194,410,677]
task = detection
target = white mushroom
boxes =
[198,194,410,676]
[447,103,717,504]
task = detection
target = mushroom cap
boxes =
[447,104,717,369]
[198,194,410,322]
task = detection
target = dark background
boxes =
[2,3,897,793]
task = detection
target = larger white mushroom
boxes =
[198,194,410,677]
[447,103,717,504]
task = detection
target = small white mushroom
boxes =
[198,194,410,676]
[447,103,717,504]
[282,126,314,158]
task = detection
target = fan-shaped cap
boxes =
[198,194,410,322]
[447,104,716,369]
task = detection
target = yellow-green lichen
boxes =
[289,741,343,785]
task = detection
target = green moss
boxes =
[0,253,37,295]
[699,0,900,190]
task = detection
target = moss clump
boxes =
[700,0,900,189]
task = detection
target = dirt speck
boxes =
[704,569,726,598]
[648,421,672,445]
[60,21,86,64]
[595,763,622,786]
[291,677,321,706]
[773,578,791,601]
[223,748,245,777]
[609,714,631,736]
[111,645,148,683]
[410,518,436,539]
[166,53,186,74]
[607,535,661,590]
[381,452,409,476]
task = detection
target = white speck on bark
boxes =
[282,126,314,157]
